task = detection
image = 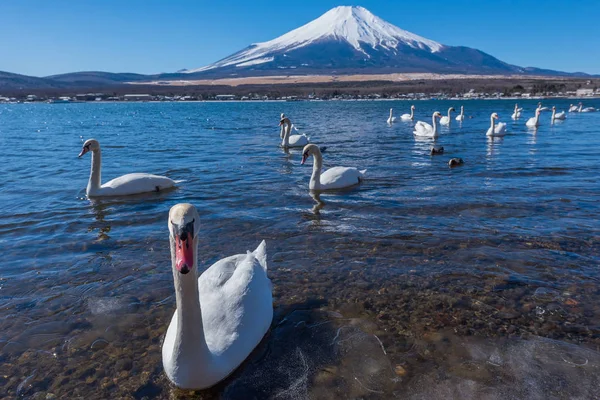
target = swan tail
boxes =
[252,240,268,271]
[359,169,367,176]
[174,180,186,184]
[293,125,299,132]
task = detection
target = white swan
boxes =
[568,104,579,113]
[400,105,415,121]
[526,108,542,128]
[279,113,286,138]
[581,106,596,113]
[414,111,442,138]
[511,104,523,119]
[162,203,273,390]
[301,144,366,190]
[279,117,309,148]
[486,113,507,137]
[455,105,465,121]
[78,139,179,197]
[551,106,566,121]
[387,108,397,124]
[439,107,455,125]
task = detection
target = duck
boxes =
[400,105,415,121]
[551,106,566,122]
[448,158,464,167]
[414,111,442,138]
[486,113,507,137]
[387,108,397,124]
[526,108,542,128]
[439,107,455,126]
[511,104,523,119]
[455,106,465,121]
[78,138,179,197]
[162,203,273,390]
[430,146,444,155]
[279,117,309,148]
[301,144,366,190]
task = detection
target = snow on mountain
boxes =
[186,6,443,73]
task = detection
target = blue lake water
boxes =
[1,99,599,399]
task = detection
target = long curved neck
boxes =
[447,109,452,119]
[432,114,438,134]
[490,116,495,130]
[514,105,518,112]
[88,149,102,194]
[170,237,211,364]
[410,107,414,119]
[460,107,464,117]
[552,109,556,120]
[281,121,291,147]
[389,109,393,118]
[579,104,582,112]
[310,151,323,189]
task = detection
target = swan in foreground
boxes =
[455,106,465,121]
[511,104,523,119]
[301,144,366,190]
[526,108,542,128]
[387,108,397,124]
[551,106,566,122]
[486,113,507,137]
[279,117,309,148]
[162,203,273,389]
[414,111,442,138]
[400,105,415,121]
[568,104,579,113]
[78,139,179,197]
[440,107,455,125]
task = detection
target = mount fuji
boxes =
[182,6,531,77]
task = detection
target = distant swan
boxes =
[486,113,507,137]
[455,105,465,121]
[78,138,179,197]
[414,111,442,138]
[568,104,579,113]
[551,106,566,122]
[400,105,415,121]
[301,144,366,190]
[279,117,309,148]
[440,107,455,126]
[162,203,272,389]
[511,104,523,119]
[581,106,596,113]
[387,108,397,124]
[526,108,542,128]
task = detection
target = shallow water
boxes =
[1,99,599,399]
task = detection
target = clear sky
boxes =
[1,0,598,77]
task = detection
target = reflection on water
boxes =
[0,99,599,399]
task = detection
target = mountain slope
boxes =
[182,6,531,78]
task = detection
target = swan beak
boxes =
[301,152,308,165]
[175,233,194,274]
[78,147,88,157]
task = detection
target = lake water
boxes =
[1,99,599,399]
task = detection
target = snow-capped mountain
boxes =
[184,6,523,77]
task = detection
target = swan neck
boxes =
[170,237,210,362]
[432,114,438,134]
[490,116,495,130]
[88,148,102,194]
[410,108,414,119]
[310,150,323,189]
[448,109,452,118]
[281,121,290,147]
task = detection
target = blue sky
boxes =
[1,0,598,76]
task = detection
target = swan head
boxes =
[169,203,200,275]
[491,113,499,120]
[301,144,320,165]
[449,107,455,112]
[552,106,556,111]
[411,105,415,110]
[433,111,442,118]
[78,138,99,157]
[279,117,290,127]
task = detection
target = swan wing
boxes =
[320,167,365,189]
[287,134,309,147]
[413,121,433,136]
[99,173,176,196]
[199,241,273,354]
[495,122,507,135]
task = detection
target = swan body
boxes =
[78,139,178,197]
[568,104,579,113]
[581,107,596,113]
[387,108,397,124]
[551,107,566,121]
[400,105,415,121]
[162,204,273,390]
[511,104,523,119]
[455,106,465,121]
[526,108,542,128]
[439,107,455,125]
[486,113,506,137]
[301,144,366,190]
[279,117,309,148]
[414,112,442,138]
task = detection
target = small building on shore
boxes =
[124,94,154,101]
[576,88,594,97]
[215,94,236,100]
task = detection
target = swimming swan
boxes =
[414,111,442,138]
[486,113,507,137]
[301,144,366,190]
